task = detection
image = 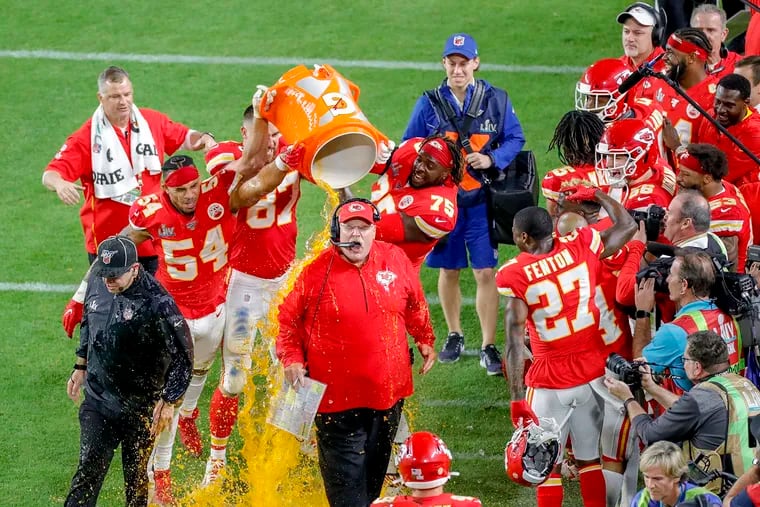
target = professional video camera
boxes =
[635,255,674,294]
[635,243,760,320]
[628,205,665,242]
[605,353,646,391]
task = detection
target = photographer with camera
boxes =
[618,190,723,317]
[675,144,752,272]
[606,331,760,481]
[633,251,743,390]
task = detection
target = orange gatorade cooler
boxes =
[260,64,388,189]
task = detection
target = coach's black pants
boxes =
[315,400,403,507]
[65,396,154,507]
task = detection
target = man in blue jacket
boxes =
[403,33,525,375]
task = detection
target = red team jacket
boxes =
[620,46,666,103]
[276,242,435,413]
[45,108,189,256]
[128,170,240,319]
[696,110,760,186]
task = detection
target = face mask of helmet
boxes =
[594,119,655,187]
[505,417,562,487]
[575,58,633,123]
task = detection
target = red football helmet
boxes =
[396,431,453,489]
[505,417,562,487]
[575,58,633,123]
[595,118,656,187]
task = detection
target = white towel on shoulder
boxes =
[90,104,160,203]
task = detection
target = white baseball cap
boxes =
[617,5,656,27]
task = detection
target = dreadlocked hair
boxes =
[673,27,713,55]
[423,134,464,185]
[548,110,605,167]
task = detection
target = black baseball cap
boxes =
[91,236,138,278]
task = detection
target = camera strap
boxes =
[424,80,486,155]
[696,377,733,473]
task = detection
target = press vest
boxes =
[428,80,509,207]
[672,308,744,373]
[685,373,760,484]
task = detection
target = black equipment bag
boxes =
[483,150,539,245]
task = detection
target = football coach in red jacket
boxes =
[276,198,437,507]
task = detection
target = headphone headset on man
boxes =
[329,197,381,244]
[307,198,381,351]
[624,2,667,47]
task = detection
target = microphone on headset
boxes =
[332,240,361,248]
[617,53,665,95]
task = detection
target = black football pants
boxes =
[65,397,154,507]
[315,399,403,507]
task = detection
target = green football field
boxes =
[0,1,632,505]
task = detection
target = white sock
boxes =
[621,445,641,507]
[179,373,208,417]
[603,469,623,507]
[209,443,227,461]
[152,411,181,472]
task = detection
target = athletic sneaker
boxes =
[201,457,226,486]
[152,469,174,505]
[480,344,503,376]
[177,407,203,457]
[438,332,464,363]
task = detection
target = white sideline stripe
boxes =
[0,49,586,74]
[454,452,503,461]
[0,281,476,305]
[421,399,509,408]
[0,282,76,293]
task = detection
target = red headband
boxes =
[677,152,705,175]
[164,165,200,187]
[667,34,709,61]
[419,138,454,169]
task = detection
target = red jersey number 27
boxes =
[524,263,595,342]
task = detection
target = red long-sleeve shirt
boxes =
[45,108,189,255]
[696,110,760,186]
[276,241,435,413]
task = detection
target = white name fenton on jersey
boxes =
[522,249,575,282]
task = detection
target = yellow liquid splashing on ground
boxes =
[178,187,340,507]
